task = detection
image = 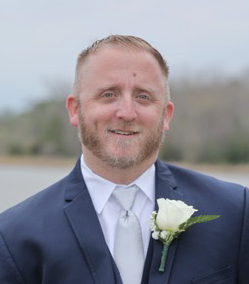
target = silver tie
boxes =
[113,185,145,284]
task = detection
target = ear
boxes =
[66,94,79,126]
[164,101,174,132]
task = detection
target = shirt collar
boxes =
[80,155,155,214]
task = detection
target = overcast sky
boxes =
[1,0,248,113]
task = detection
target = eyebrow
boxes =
[95,85,119,93]
[134,87,156,94]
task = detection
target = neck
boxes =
[82,148,158,184]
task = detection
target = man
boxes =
[0,35,248,283]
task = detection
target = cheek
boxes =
[138,110,163,127]
[85,107,115,128]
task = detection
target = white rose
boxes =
[156,198,198,232]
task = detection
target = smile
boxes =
[109,130,139,136]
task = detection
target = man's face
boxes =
[68,46,173,169]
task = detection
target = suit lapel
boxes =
[62,159,183,284]
[63,160,121,284]
[143,160,183,284]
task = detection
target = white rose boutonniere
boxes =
[150,198,220,272]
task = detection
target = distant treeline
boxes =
[1,71,249,163]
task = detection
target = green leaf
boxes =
[179,215,220,231]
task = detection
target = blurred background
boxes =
[0,0,249,212]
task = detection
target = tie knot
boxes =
[113,185,138,211]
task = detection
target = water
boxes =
[0,164,248,213]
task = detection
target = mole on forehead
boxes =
[132,72,137,77]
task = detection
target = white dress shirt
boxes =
[80,155,155,257]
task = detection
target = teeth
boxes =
[110,130,137,135]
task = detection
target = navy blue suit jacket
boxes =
[0,159,249,283]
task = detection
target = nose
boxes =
[116,96,137,121]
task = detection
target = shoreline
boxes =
[0,155,248,173]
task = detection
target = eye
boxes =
[138,94,149,100]
[103,92,114,98]
[136,93,151,101]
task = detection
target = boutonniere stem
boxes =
[150,198,220,272]
[159,244,169,272]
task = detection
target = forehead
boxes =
[79,46,166,80]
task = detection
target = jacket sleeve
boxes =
[238,187,249,283]
[0,232,26,284]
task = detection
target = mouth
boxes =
[109,130,139,136]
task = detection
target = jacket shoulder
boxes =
[0,177,65,232]
[0,159,83,229]
[156,160,247,210]
[163,161,246,191]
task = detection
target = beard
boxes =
[77,109,165,169]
